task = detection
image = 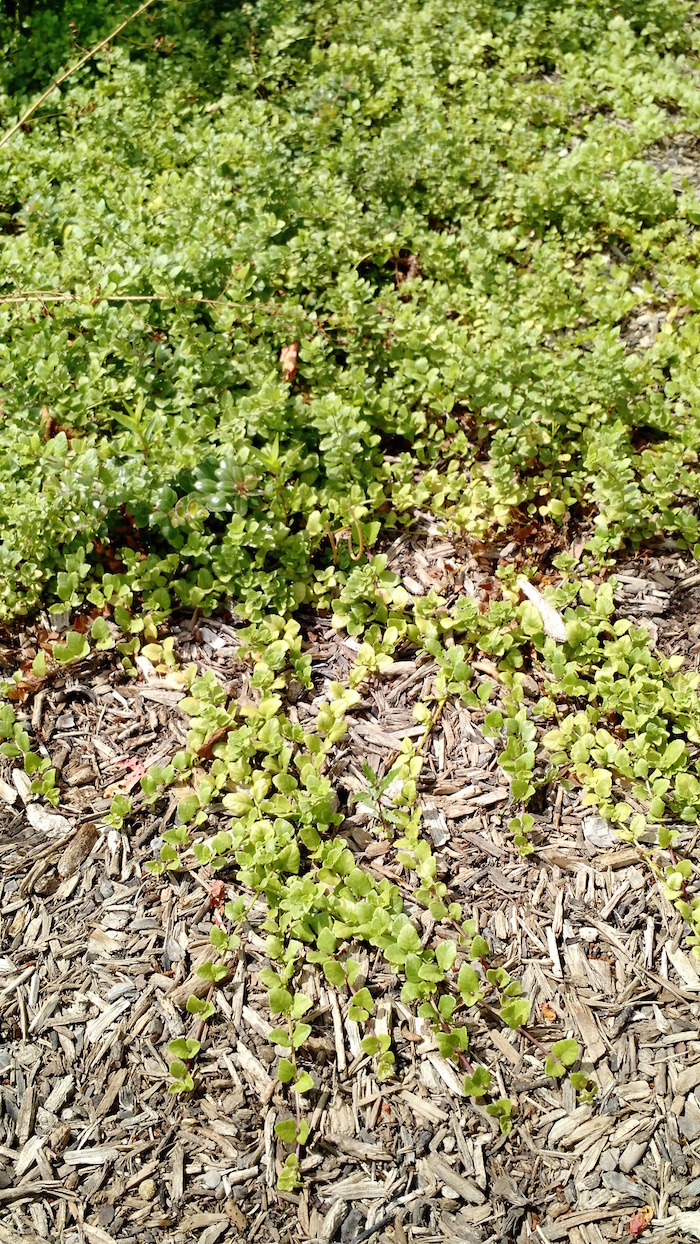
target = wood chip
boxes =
[234,1040,272,1097]
[15,1136,47,1178]
[330,1135,391,1160]
[400,1090,448,1124]
[666,945,700,990]
[566,992,606,1063]
[16,1087,37,1146]
[421,1152,486,1204]
[517,576,566,641]
[62,1146,121,1166]
[57,822,99,878]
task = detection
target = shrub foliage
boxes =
[2,0,700,619]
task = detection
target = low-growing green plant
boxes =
[3,0,700,624]
[5,0,700,1181]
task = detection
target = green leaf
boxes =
[435,940,456,972]
[52,632,89,664]
[486,1097,513,1133]
[470,936,489,960]
[551,1039,579,1067]
[483,711,504,737]
[31,650,48,677]
[396,922,422,953]
[292,1023,312,1048]
[168,1072,195,1095]
[317,927,337,955]
[275,1119,298,1144]
[168,1038,200,1060]
[290,993,312,1020]
[277,1058,295,1083]
[661,739,686,769]
[269,987,293,1014]
[277,1153,302,1191]
[293,1070,314,1094]
[269,1027,291,1047]
[457,962,480,995]
[351,988,373,1014]
[545,1056,566,1078]
[348,867,373,897]
[499,998,531,1030]
[196,961,227,982]
[323,960,346,987]
[177,793,200,823]
[345,959,361,987]
[90,617,113,648]
[259,969,281,989]
[463,1066,490,1097]
[569,1072,590,1090]
[438,994,456,1021]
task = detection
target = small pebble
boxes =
[201,1169,222,1190]
[98,1205,115,1227]
[138,1178,158,1201]
[599,1149,618,1172]
[620,1140,648,1173]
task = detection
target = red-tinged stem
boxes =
[482,1003,550,1056]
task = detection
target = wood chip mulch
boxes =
[2,541,700,1244]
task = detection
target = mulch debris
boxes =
[2,541,700,1243]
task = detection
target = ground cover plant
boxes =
[3,0,700,620]
[6,0,700,1198]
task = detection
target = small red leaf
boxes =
[210,880,226,908]
[628,1207,653,1238]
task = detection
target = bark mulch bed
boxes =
[2,543,700,1244]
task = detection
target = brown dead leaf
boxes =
[280,341,299,381]
[196,724,236,760]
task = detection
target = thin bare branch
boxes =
[0,0,160,151]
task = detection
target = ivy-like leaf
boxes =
[293,1070,314,1094]
[499,998,531,1031]
[551,1039,579,1067]
[275,1119,298,1144]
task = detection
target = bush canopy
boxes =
[1,0,700,621]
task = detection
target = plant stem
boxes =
[192,983,215,1045]
[0,0,161,150]
[429,999,474,1075]
[482,1003,550,1056]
